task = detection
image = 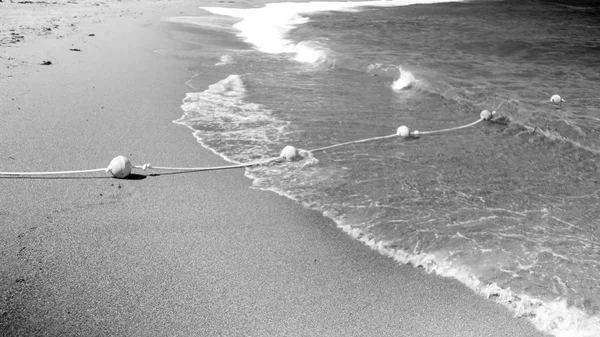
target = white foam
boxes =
[216,53,234,66]
[392,68,417,90]
[332,221,600,337]
[174,74,289,164]
[200,0,461,63]
[293,40,330,64]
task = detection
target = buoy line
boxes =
[306,109,495,154]
[549,94,600,104]
[0,168,107,176]
[0,156,282,179]
[132,157,283,173]
[309,134,397,153]
[0,109,497,179]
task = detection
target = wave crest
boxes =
[392,68,417,90]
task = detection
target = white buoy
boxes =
[280,146,299,161]
[480,110,493,121]
[412,130,420,138]
[397,125,410,137]
[550,94,564,104]
[107,155,132,178]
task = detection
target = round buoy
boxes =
[550,94,564,104]
[412,130,420,138]
[480,110,493,121]
[397,125,410,137]
[280,146,299,161]
[108,155,132,178]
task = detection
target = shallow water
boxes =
[170,1,600,335]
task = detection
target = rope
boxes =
[418,117,484,136]
[0,158,281,177]
[549,94,600,104]
[567,98,600,102]
[310,113,493,153]
[309,134,397,153]
[0,168,106,176]
[132,157,282,172]
[0,112,494,177]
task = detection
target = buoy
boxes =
[397,125,410,137]
[480,110,493,121]
[280,146,299,161]
[550,94,564,104]
[412,130,420,138]
[107,155,132,178]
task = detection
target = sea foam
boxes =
[392,68,417,90]
[199,0,459,63]
[332,215,600,337]
[174,74,288,164]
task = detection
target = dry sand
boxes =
[0,0,549,336]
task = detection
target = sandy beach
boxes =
[0,1,549,336]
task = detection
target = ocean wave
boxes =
[347,231,600,337]
[199,0,461,63]
[292,40,332,64]
[392,67,418,90]
[173,74,289,164]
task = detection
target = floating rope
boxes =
[308,110,494,152]
[550,94,600,104]
[309,134,397,153]
[281,110,495,160]
[0,110,496,178]
[418,115,489,136]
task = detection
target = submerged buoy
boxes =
[280,146,300,161]
[107,155,132,178]
[480,110,493,121]
[550,94,564,104]
[397,125,410,137]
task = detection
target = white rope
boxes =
[0,113,493,177]
[309,113,492,153]
[549,94,600,104]
[132,157,281,172]
[0,168,107,176]
[567,97,600,102]
[0,158,281,177]
[419,117,484,136]
[309,134,397,153]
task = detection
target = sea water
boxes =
[168,1,600,336]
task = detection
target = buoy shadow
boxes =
[121,173,147,180]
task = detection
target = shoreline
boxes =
[1,1,548,336]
